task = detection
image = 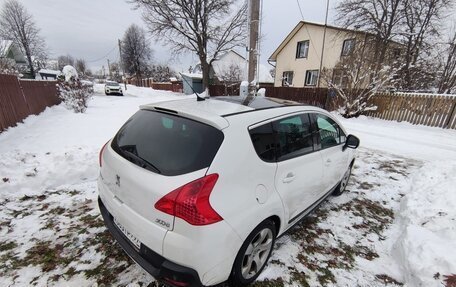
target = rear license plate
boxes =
[114,217,141,249]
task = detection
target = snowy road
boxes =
[0,86,455,287]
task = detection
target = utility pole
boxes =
[107,59,111,78]
[118,39,127,90]
[246,0,260,101]
[317,0,330,88]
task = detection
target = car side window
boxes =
[272,114,313,161]
[249,123,276,162]
[315,114,344,149]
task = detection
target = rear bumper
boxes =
[98,197,203,287]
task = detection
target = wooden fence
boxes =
[255,88,456,129]
[151,82,183,93]
[0,74,60,132]
[366,93,456,129]
[126,80,456,130]
[261,87,329,109]
[209,85,329,109]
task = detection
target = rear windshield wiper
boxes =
[118,146,161,174]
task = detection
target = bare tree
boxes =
[75,58,87,76]
[0,0,46,78]
[437,28,456,93]
[399,0,453,90]
[58,55,75,70]
[217,63,243,83]
[129,0,248,94]
[121,24,152,82]
[335,0,403,73]
[216,63,243,96]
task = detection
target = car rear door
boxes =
[100,110,224,232]
[272,113,324,224]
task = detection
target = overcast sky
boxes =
[0,0,341,72]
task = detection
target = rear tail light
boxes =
[155,174,222,226]
[99,140,109,167]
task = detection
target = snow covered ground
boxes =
[0,85,455,287]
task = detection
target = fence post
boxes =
[445,99,456,128]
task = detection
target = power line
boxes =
[296,0,304,19]
[295,0,321,61]
[86,45,118,63]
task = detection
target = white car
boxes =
[105,81,123,95]
[98,96,359,286]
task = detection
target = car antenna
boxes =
[179,72,205,102]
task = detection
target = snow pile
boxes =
[394,161,456,286]
[62,65,78,82]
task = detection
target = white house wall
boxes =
[274,24,353,88]
[212,51,248,80]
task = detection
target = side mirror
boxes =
[343,134,360,151]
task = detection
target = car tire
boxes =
[105,92,108,95]
[333,163,353,196]
[229,219,276,286]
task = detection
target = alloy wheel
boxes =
[241,228,274,279]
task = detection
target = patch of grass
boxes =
[19,195,33,201]
[80,214,105,229]
[317,267,336,285]
[376,274,404,286]
[0,241,17,252]
[81,229,133,285]
[41,218,58,231]
[8,208,27,218]
[290,270,310,287]
[23,241,63,272]
[379,162,408,177]
[65,266,77,278]
[359,182,375,190]
[335,198,394,237]
[251,278,285,287]
[68,190,80,196]
[48,207,67,216]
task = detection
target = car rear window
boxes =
[111,110,224,176]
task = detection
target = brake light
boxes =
[99,140,109,167]
[155,174,222,226]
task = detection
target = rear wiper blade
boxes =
[118,148,161,174]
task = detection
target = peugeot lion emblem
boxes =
[115,175,120,187]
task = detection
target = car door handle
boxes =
[325,159,332,165]
[282,173,295,183]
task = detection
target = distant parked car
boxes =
[98,96,360,286]
[105,81,123,96]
